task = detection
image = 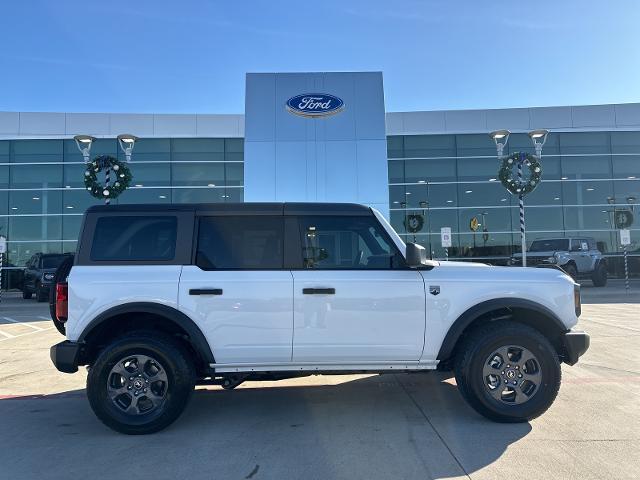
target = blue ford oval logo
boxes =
[286,94,344,117]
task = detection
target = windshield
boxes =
[529,239,569,252]
[41,256,66,270]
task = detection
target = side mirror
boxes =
[405,242,427,267]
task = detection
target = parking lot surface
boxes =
[0,281,639,480]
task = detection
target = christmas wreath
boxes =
[498,152,542,196]
[84,155,132,200]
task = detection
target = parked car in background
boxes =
[22,253,73,301]
[510,237,607,287]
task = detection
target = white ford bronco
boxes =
[51,203,589,434]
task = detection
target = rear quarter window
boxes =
[90,216,177,261]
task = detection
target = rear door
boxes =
[178,215,293,365]
[290,215,426,363]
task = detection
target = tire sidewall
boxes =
[464,328,560,421]
[87,335,194,434]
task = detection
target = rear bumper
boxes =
[561,329,590,366]
[50,341,82,373]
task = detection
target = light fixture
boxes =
[628,176,637,179]
[32,197,40,200]
[66,205,74,209]
[405,192,411,195]
[419,201,428,208]
[393,201,399,204]
[561,176,568,180]
[11,207,17,210]
[489,178,497,182]
[418,180,426,184]
[73,135,96,162]
[159,195,167,199]
[554,197,560,201]
[446,200,453,203]
[528,129,549,157]
[586,187,595,191]
[117,134,138,162]
[135,184,143,187]
[465,190,473,194]
[207,183,216,187]
[628,196,637,204]
[489,130,511,157]
[500,198,507,202]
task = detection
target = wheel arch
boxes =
[78,302,214,373]
[437,298,569,366]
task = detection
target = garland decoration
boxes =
[498,152,542,196]
[84,155,132,200]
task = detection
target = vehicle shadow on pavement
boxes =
[0,372,531,479]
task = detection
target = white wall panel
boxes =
[65,113,110,136]
[444,109,486,132]
[20,112,65,135]
[196,114,243,137]
[572,104,616,128]
[486,108,530,131]
[0,112,19,135]
[529,106,573,129]
[109,114,154,136]
[243,141,276,201]
[153,114,196,136]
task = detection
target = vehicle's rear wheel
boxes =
[591,263,607,287]
[562,263,577,281]
[87,331,195,435]
[22,289,32,300]
[454,321,561,422]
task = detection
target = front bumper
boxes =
[50,340,83,373]
[561,329,590,365]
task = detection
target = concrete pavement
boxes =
[0,286,638,480]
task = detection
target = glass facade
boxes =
[1,130,639,286]
[0,137,243,273]
[388,131,640,276]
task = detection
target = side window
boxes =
[297,216,403,269]
[90,216,177,261]
[196,216,283,270]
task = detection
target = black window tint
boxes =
[298,216,402,269]
[90,216,177,261]
[196,216,283,269]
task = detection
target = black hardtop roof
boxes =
[85,202,373,216]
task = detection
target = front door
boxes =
[178,215,293,365]
[290,215,426,363]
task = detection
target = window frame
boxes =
[76,211,194,266]
[289,214,407,270]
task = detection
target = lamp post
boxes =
[117,134,138,163]
[73,135,96,163]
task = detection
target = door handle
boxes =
[303,288,335,295]
[189,288,223,295]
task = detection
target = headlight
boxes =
[543,256,557,264]
[43,273,55,281]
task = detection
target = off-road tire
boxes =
[591,263,607,287]
[87,331,195,435]
[454,321,561,423]
[22,289,32,299]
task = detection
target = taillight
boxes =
[56,282,68,322]
[574,284,581,318]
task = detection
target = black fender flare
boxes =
[436,298,568,361]
[78,302,215,364]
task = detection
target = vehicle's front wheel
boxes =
[454,321,561,423]
[87,332,195,435]
[591,263,607,287]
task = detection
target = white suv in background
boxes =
[51,203,589,434]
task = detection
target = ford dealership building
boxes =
[0,72,638,282]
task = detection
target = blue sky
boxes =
[1,0,639,113]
